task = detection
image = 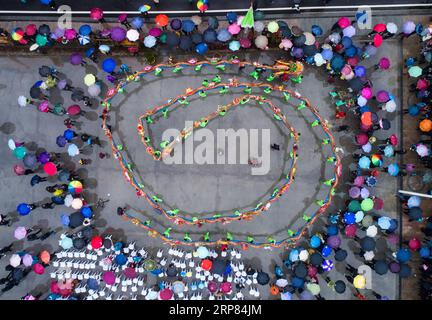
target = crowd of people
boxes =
[0,3,430,300]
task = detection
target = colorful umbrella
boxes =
[43,162,57,176]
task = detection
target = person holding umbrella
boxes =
[0,213,12,226]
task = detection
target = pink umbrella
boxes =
[90,7,104,21]
[307,265,318,278]
[373,34,383,47]
[22,254,33,267]
[355,133,369,146]
[207,280,218,293]
[124,267,137,279]
[409,238,421,251]
[341,64,352,76]
[349,186,360,198]
[67,104,81,116]
[373,197,384,210]
[345,225,357,238]
[220,282,232,293]
[360,188,370,199]
[376,90,390,103]
[388,134,398,146]
[33,263,45,275]
[13,164,26,176]
[361,87,373,99]
[228,23,241,35]
[337,17,350,29]
[159,288,173,300]
[353,176,365,187]
[38,100,50,113]
[50,281,60,294]
[279,38,293,50]
[14,226,27,240]
[64,28,77,41]
[240,38,251,48]
[149,27,162,37]
[416,78,429,90]
[379,57,390,70]
[102,271,116,285]
[387,234,399,245]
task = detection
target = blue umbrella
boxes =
[132,17,144,29]
[170,18,182,31]
[358,156,371,169]
[78,35,90,46]
[289,249,300,262]
[85,47,95,58]
[56,135,67,147]
[321,245,332,257]
[191,33,203,44]
[81,206,93,218]
[229,40,240,51]
[291,277,305,289]
[87,278,99,290]
[63,129,75,141]
[102,58,117,73]
[79,24,92,36]
[300,290,314,300]
[203,28,217,43]
[354,66,366,77]
[330,54,344,72]
[40,0,52,5]
[217,28,231,42]
[114,241,123,251]
[345,46,357,57]
[23,154,37,168]
[226,12,237,24]
[115,253,127,265]
[195,43,208,55]
[311,25,323,36]
[179,35,193,50]
[51,196,64,205]
[407,196,421,208]
[327,225,338,236]
[281,291,293,300]
[17,203,31,216]
[388,219,398,233]
[419,246,431,258]
[378,216,391,230]
[321,49,333,60]
[341,36,352,48]
[60,214,70,226]
[383,145,394,157]
[182,20,195,33]
[310,235,321,248]
[208,16,219,29]
[388,163,400,176]
[58,170,70,182]
[343,212,356,225]
[396,248,412,263]
[322,259,334,271]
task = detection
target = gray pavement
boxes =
[0,13,411,300]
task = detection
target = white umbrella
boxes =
[191,15,202,26]
[366,225,378,237]
[143,35,156,48]
[303,32,316,45]
[196,246,209,259]
[64,194,73,207]
[363,251,375,261]
[275,278,289,288]
[254,35,268,50]
[126,29,140,42]
[68,144,80,157]
[384,100,397,113]
[145,290,158,300]
[357,95,368,106]
[314,53,325,66]
[386,22,398,34]
[328,32,341,44]
[78,35,91,45]
[88,84,101,97]
[71,198,83,210]
[8,139,16,151]
[29,43,39,52]
[355,211,364,223]
[299,249,309,261]
[18,96,28,107]
[254,21,265,33]
[10,254,21,267]
[321,43,332,50]
[342,25,356,37]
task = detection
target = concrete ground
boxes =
[0,11,425,299]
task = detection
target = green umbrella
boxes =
[361,215,374,228]
[348,200,361,212]
[159,33,167,44]
[36,34,48,47]
[361,198,374,212]
[241,4,255,29]
[13,146,27,159]
[408,66,422,78]
[306,282,321,295]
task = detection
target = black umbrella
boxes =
[211,259,227,276]
[166,32,180,47]
[12,268,24,282]
[347,77,364,93]
[334,280,346,293]
[303,45,318,56]
[246,267,256,276]
[71,89,84,102]
[360,236,376,251]
[256,271,270,285]
[38,24,51,36]
[73,237,86,249]
[30,86,43,99]
[409,207,423,220]
[309,252,323,266]
[103,238,112,249]
[380,118,391,130]
[166,264,178,277]
[292,34,306,47]
[334,249,348,262]
[80,226,93,240]
[191,32,203,44]
[399,264,412,278]
[179,35,193,51]
[39,66,52,77]
[373,260,388,275]
[294,262,308,278]
[69,212,84,228]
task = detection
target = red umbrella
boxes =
[33,263,45,275]
[345,225,357,238]
[124,267,137,279]
[43,162,57,176]
[416,78,429,90]
[102,271,116,285]
[91,236,103,249]
[159,288,173,300]
[307,265,318,278]
[25,24,37,36]
[373,23,386,33]
[220,282,232,293]
[50,281,60,294]
[201,259,213,271]
[155,14,169,27]
[90,7,104,21]
[373,34,383,47]
[347,56,359,66]
[373,197,384,210]
[408,238,421,251]
[13,164,26,175]
[388,134,398,146]
[67,104,81,116]
[379,57,390,70]
[337,17,350,29]
[240,38,251,48]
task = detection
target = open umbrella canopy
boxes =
[17,203,31,216]
[14,226,27,240]
[72,237,86,249]
[257,271,270,285]
[69,211,84,228]
[60,236,73,249]
[309,252,323,266]
[396,248,412,263]
[360,236,376,251]
[10,254,21,267]
[334,249,348,261]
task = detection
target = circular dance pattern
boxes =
[102,57,342,249]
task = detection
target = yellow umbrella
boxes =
[353,274,366,289]
[84,74,96,86]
